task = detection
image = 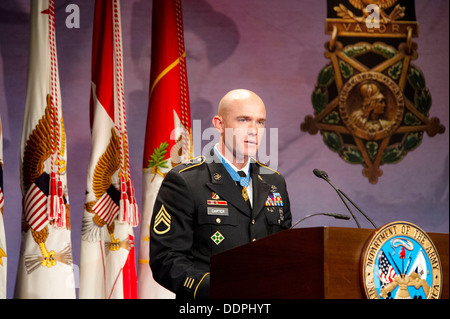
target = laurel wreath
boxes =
[147,141,169,181]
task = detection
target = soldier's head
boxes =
[212,89,266,167]
[360,83,386,119]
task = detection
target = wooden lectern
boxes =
[210,227,449,299]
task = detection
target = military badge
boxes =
[264,193,283,207]
[211,192,220,200]
[266,207,275,213]
[241,187,249,202]
[301,0,445,184]
[361,221,442,299]
[207,200,227,206]
[153,205,171,235]
[278,208,284,222]
[211,231,225,245]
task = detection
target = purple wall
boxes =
[0,0,448,298]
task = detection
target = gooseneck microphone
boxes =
[290,212,351,229]
[313,168,361,228]
[313,169,378,229]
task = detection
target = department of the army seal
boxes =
[361,221,442,299]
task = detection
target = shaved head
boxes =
[217,89,265,117]
[212,89,266,168]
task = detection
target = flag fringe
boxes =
[47,172,67,229]
[118,176,140,227]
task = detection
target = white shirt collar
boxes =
[214,143,251,176]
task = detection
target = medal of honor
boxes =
[301,0,445,184]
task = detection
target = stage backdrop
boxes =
[0,0,448,298]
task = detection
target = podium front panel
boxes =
[210,227,448,299]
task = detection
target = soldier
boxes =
[149,89,292,299]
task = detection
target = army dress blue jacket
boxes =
[149,149,292,299]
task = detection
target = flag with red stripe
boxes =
[79,0,139,299]
[137,0,191,299]
[23,183,49,232]
[15,0,75,299]
[0,115,6,298]
[93,186,120,226]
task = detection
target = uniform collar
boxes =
[205,147,271,218]
[213,144,251,187]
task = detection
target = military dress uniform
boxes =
[149,148,292,299]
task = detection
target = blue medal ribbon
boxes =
[214,147,250,187]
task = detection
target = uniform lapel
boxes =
[205,150,252,217]
[250,162,271,218]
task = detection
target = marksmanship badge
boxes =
[301,0,445,184]
[361,221,442,299]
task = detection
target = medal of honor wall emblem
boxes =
[301,0,445,184]
[361,221,442,299]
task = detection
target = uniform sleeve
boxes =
[149,169,210,299]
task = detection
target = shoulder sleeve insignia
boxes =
[153,205,171,235]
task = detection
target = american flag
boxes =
[378,251,397,288]
[23,182,49,232]
[92,185,120,226]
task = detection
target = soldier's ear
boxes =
[212,115,224,133]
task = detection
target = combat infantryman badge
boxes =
[361,221,442,299]
[301,0,445,184]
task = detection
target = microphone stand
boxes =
[336,186,378,229]
[323,177,361,228]
[290,212,350,229]
[314,169,378,229]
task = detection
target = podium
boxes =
[210,227,449,299]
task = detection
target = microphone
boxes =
[313,168,378,229]
[313,168,328,181]
[290,213,351,229]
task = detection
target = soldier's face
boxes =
[373,98,386,115]
[221,97,266,161]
